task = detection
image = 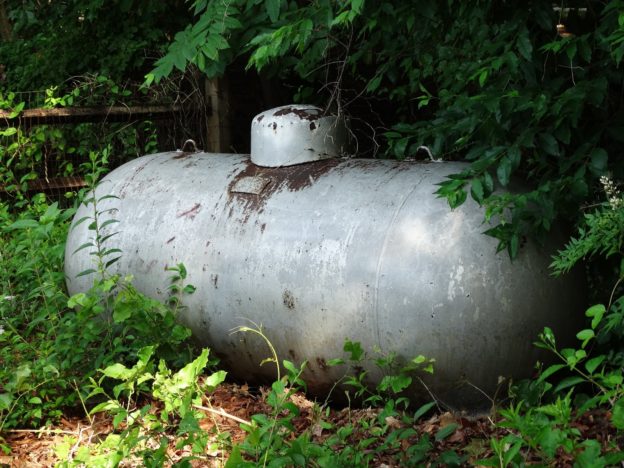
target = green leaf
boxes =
[589,148,608,175]
[73,242,94,254]
[503,439,523,466]
[413,401,436,421]
[612,398,624,430]
[435,423,458,441]
[554,376,585,393]
[113,410,127,429]
[266,0,280,22]
[470,178,484,203]
[378,374,412,393]
[102,363,133,381]
[343,340,364,361]
[225,445,246,467]
[113,302,132,323]
[8,219,39,230]
[105,257,121,268]
[138,346,155,365]
[584,355,605,374]
[205,370,227,390]
[179,412,200,434]
[0,393,12,410]
[327,358,345,366]
[367,75,382,92]
[483,172,494,193]
[478,69,488,87]
[538,364,565,383]
[508,233,519,259]
[67,292,88,309]
[90,400,122,415]
[496,156,512,186]
[576,329,595,348]
[585,304,605,330]
[517,33,533,60]
[538,133,559,156]
[1,127,17,136]
[99,219,120,229]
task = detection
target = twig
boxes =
[416,376,450,413]
[608,276,623,312]
[6,428,77,435]
[462,380,496,409]
[192,404,251,425]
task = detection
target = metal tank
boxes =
[65,106,583,410]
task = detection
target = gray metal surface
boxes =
[251,105,347,167]
[65,152,583,410]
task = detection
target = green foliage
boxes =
[225,336,443,467]
[479,173,624,465]
[552,176,624,275]
[0,151,196,435]
[0,80,162,203]
[55,348,224,466]
[0,0,191,90]
[153,0,624,256]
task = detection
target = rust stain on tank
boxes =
[177,203,201,219]
[211,274,219,289]
[316,357,328,370]
[225,158,339,224]
[282,290,295,310]
[273,106,322,121]
[119,159,151,197]
[309,122,316,130]
[173,151,193,160]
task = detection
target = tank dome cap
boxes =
[251,105,347,167]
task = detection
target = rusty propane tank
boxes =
[65,105,583,410]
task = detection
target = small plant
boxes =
[165,262,197,309]
[328,339,435,408]
[54,347,225,466]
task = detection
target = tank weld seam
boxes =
[372,177,424,351]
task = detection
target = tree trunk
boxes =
[0,1,12,42]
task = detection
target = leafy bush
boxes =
[153,0,624,256]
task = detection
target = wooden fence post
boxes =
[205,78,231,153]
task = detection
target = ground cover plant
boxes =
[0,0,624,465]
[1,167,624,465]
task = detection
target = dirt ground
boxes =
[1,382,620,467]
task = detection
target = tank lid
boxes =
[250,105,347,167]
